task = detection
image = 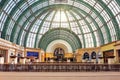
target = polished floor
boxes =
[0,72,120,80]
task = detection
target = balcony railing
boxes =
[0,63,120,72]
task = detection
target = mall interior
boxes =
[0,0,120,65]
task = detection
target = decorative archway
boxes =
[39,28,82,51]
[46,40,73,53]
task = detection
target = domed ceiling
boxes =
[0,0,120,51]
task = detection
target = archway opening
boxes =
[54,47,65,62]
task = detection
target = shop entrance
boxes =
[118,50,120,63]
[103,50,114,63]
[54,48,65,62]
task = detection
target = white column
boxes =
[50,59,53,62]
[67,59,70,62]
[22,58,26,64]
[15,57,17,64]
[0,57,4,64]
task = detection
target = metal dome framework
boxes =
[0,0,120,50]
[38,28,82,51]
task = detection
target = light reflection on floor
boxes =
[0,72,120,80]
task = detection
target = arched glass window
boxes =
[83,52,89,60]
[91,51,96,59]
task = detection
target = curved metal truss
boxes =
[0,0,120,49]
[38,28,82,51]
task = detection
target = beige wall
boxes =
[76,47,100,62]
[114,41,120,63]
[1,37,120,64]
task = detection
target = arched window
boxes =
[91,51,96,59]
[83,52,89,60]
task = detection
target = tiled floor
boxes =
[0,72,120,80]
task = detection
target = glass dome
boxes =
[0,0,120,50]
